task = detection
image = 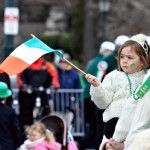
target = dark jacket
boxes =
[0,103,21,150]
[17,58,60,89]
[57,67,81,89]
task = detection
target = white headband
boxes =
[131,33,149,56]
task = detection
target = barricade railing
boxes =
[12,88,85,137]
[51,89,85,137]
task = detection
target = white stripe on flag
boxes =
[10,44,48,64]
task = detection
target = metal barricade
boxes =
[51,89,85,137]
[12,88,85,137]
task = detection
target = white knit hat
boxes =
[59,53,71,62]
[115,35,130,46]
[99,41,115,54]
[146,36,150,46]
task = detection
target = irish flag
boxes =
[0,36,63,76]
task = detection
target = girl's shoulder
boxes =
[102,70,125,86]
[49,141,62,150]
[105,69,123,79]
[41,141,62,150]
[29,141,49,150]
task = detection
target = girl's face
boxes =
[28,130,43,141]
[120,46,142,74]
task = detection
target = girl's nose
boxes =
[122,57,128,63]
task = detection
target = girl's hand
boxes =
[109,138,124,150]
[85,73,100,87]
[105,141,115,150]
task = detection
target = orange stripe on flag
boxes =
[0,56,29,76]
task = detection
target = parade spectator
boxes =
[107,34,150,150]
[80,36,129,150]
[20,121,61,150]
[57,53,81,89]
[114,35,130,50]
[17,57,60,141]
[0,81,21,150]
[0,71,14,106]
[85,33,150,150]
[55,53,82,112]
[80,41,116,149]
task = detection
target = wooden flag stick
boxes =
[30,34,36,38]
[63,58,87,75]
[30,34,87,75]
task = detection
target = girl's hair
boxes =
[25,122,55,142]
[117,40,150,71]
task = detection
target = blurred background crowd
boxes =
[0,0,150,66]
[0,0,150,150]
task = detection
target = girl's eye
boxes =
[120,55,133,60]
[128,57,133,59]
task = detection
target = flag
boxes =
[0,37,63,76]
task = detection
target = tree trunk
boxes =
[82,0,95,67]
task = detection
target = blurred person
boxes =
[0,81,21,150]
[95,41,116,81]
[17,57,60,141]
[55,53,82,112]
[80,41,116,150]
[114,35,130,50]
[57,53,81,89]
[20,121,61,150]
[0,71,14,106]
[54,49,64,66]
[80,36,129,150]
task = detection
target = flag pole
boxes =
[30,34,87,75]
[63,58,87,75]
[30,34,36,38]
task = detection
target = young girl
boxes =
[20,122,61,150]
[85,33,150,150]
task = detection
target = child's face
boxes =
[120,46,142,74]
[28,130,43,141]
[102,50,113,56]
[59,61,69,70]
